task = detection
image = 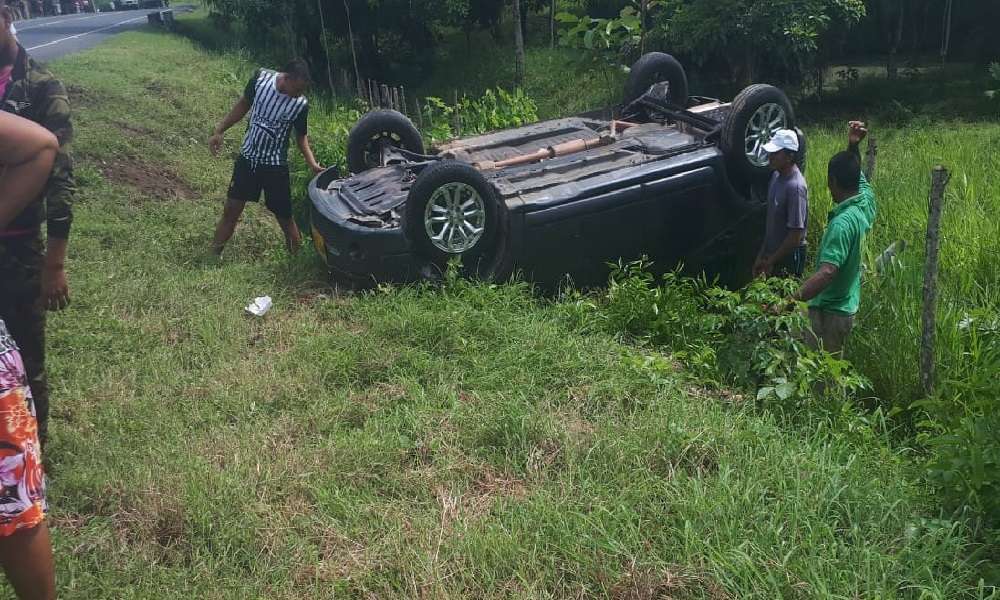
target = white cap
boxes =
[762,129,799,153]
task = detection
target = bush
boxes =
[420,87,538,146]
[561,259,870,416]
[916,310,1000,532]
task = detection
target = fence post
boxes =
[453,89,461,137]
[380,84,390,109]
[864,135,877,181]
[415,96,424,129]
[920,166,950,397]
[400,86,407,117]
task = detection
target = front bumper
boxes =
[310,208,429,285]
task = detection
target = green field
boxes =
[14,29,999,599]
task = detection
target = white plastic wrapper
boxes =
[245,296,272,317]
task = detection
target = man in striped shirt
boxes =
[208,58,324,256]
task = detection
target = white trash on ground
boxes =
[245,296,272,317]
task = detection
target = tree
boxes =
[655,0,866,86]
[513,0,526,85]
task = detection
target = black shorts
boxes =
[227,157,292,219]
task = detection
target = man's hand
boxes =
[848,120,868,146]
[766,297,798,316]
[40,264,70,311]
[309,162,325,175]
[208,133,224,157]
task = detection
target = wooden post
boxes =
[920,166,950,396]
[380,84,390,109]
[415,96,424,129]
[400,86,407,117]
[453,89,461,137]
[864,135,877,181]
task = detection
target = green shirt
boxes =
[809,172,877,315]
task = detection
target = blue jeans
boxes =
[775,246,807,278]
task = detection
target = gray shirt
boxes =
[764,166,808,255]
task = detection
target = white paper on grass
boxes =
[245,296,272,316]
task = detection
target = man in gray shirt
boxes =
[753,129,808,278]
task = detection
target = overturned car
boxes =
[309,53,804,288]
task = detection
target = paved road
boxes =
[13,9,164,62]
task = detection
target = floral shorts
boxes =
[0,319,46,537]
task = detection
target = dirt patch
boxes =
[66,83,99,108]
[463,468,528,519]
[96,157,198,201]
[116,120,154,137]
[293,528,375,586]
[610,564,729,600]
[647,439,719,479]
[144,80,185,110]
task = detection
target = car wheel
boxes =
[404,161,511,280]
[623,52,689,108]
[346,109,424,174]
[721,84,795,183]
[793,126,808,175]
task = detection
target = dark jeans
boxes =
[0,235,49,443]
[774,246,807,278]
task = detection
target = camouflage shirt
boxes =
[1,45,75,240]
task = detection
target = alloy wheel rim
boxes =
[423,182,486,254]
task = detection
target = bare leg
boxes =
[0,523,56,600]
[211,198,247,256]
[276,217,302,255]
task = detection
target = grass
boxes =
[13,29,998,598]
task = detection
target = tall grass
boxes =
[23,30,1000,597]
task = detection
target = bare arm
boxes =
[793,262,839,302]
[766,228,806,268]
[0,113,58,229]
[209,97,251,156]
[296,133,324,174]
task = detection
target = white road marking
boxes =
[25,14,147,51]
[15,13,102,32]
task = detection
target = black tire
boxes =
[346,110,424,174]
[623,52,689,108]
[793,126,807,175]
[404,161,511,280]
[720,84,795,183]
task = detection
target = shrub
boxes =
[420,87,538,146]
[562,259,870,415]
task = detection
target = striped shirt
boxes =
[239,69,309,167]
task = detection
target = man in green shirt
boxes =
[791,121,876,354]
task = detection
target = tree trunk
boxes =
[513,0,526,86]
[344,0,362,98]
[316,0,335,93]
[887,2,904,80]
[550,0,555,49]
[732,49,755,87]
[640,0,647,55]
[940,0,953,63]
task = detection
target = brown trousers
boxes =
[804,308,855,355]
